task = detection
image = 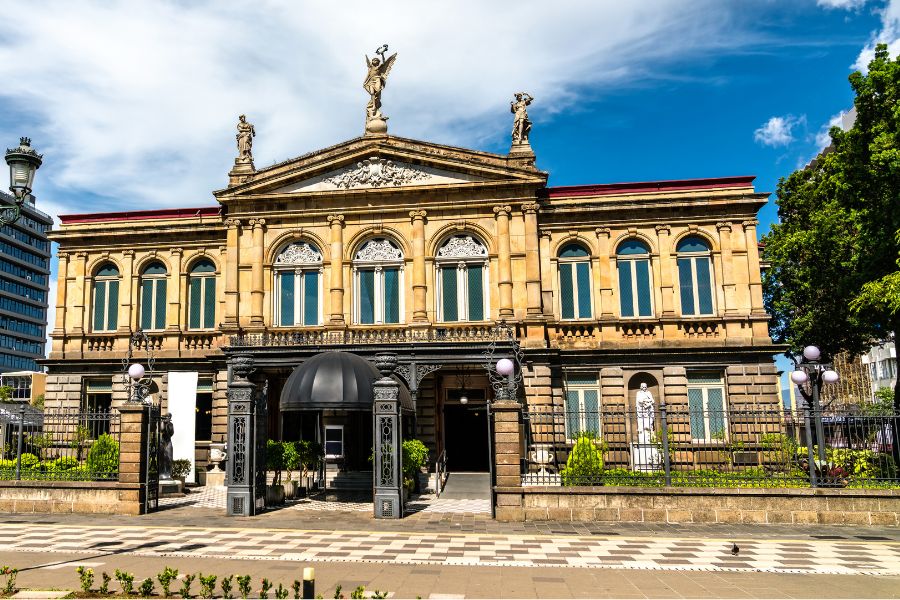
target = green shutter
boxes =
[565,390,580,437]
[280,271,295,326]
[559,263,574,319]
[154,279,167,330]
[467,265,483,321]
[303,271,318,325]
[617,261,633,317]
[583,389,600,436]
[696,257,713,315]
[202,277,216,329]
[359,270,375,324]
[441,267,458,322]
[140,280,152,330]
[576,261,591,318]
[706,387,725,437]
[93,281,106,331]
[383,268,399,324]
[678,257,695,316]
[189,277,201,329]
[688,388,706,439]
[635,259,652,317]
[106,280,119,330]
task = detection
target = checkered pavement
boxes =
[0,522,898,575]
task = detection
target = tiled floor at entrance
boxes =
[161,486,492,514]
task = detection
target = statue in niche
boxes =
[159,414,174,481]
[510,92,534,145]
[363,44,398,122]
[635,383,655,445]
[236,114,255,162]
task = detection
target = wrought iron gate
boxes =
[144,405,161,513]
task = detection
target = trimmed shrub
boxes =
[560,433,605,486]
[86,434,119,479]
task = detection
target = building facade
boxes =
[0,191,52,373]
[44,129,780,478]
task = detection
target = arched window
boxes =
[188,259,216,330]
[273,242,322,327]
[140,262,168,331]
[435,235,488,322]
[558,242,592,320]
[616,239,653,318]
[353,239,403,325]
[92,263,120,332]
[676,235,715,316]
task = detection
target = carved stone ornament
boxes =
[437,235,488,259]
[231,354,255,381]
[355,238,403,262]
[374,352,398,377]
[275,242,322,265]
[324,157,429,189]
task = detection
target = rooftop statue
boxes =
[363,44,397,135]
[236,114,255,162]
[510,92,534,146]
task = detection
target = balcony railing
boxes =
[229,323,513,347]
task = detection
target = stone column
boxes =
[655,225,675,316]
[327,214,345,325]
[166,248,183,331]
[539,233,554,316]
[372,353,403,519]
[717,222,737,315]
[595,228,614,317]
[119,249,134,333]
[494,205,514,319]
[117,403,150,515]
[226,354,259,516]
[492,400,524,521]
[53,252,69,336]
[521,202,542,317]
[409,210,428,324]
[249,218,266,326]
[743,219,766,315]
[224,219,241,328]
[73,251,88,335]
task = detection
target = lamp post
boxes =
[790,345,840,481]
[122,330,156,404]
[482,321,522,403]
[4,137,42,227]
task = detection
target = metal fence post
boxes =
[14,403,24,480]
[659,401,672,486]
[803,404,818,488]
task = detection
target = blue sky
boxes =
[0,0,897,364]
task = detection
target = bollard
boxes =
[302,567,314,599]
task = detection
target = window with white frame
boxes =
[687,371,727,442]
[564,372,601,439]
[353,238,403,325]
[273,242,323,327]
[139,262,168,331]
[435,235,488,322]
[324,425,344,458]
[92,263,120,332]
[558,242,592,320]
[616,239,653,318]
[188,259,217,330]
[676,235,715,316]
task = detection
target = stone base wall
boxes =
[496,486,900,526]
[0,481,144,515]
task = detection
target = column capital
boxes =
[122,249,135,257]
[225,218,241,229]
[170,247,184,256]
[521,201,540,214]
[595,227,611,237]
[327,214,345,226]
[655,224,671,235]
[493,205,512,218]
[716,221,733,231]
[409,209,427,221]
[75,251,89,259]
[249,218,266,228]
[742,218,759,229]
[57,251,70,260]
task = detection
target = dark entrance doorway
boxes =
[443,402,490,472]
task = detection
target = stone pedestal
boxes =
[228,158,255,186]
[365,117,388,136]
[508,142,536,167]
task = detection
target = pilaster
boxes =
[521,202,542,317]
[73,252,88,335]
[717,221,737,316]
[249,218,266,327]
[52,252,69,338]
[224,219,241,328]
[118,250,135,334]
[166,248,183,331]
[494,205,514,319]
[655,225,675,316]
[410,210,428,324]
[327,214,346,326]
[595,228,614,318]
[743,219,766,316]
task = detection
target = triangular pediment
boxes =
[215,135,546,198]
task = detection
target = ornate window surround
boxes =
[352,238,405,325]
[139,261,168,332]
[92,263,120,333]
[616,239,655,319]
[676,236,716,317]
[187,259,217,331]
[557,242,593,321]
[272,242,324,327]
[434,234,489,323]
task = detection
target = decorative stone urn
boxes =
[373,352,398,377]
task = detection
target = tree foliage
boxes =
[763,45,900,386]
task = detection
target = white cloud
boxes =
[754,115,806,147]
[816,0,869,9]
[814,112,846,150]
[854,0,900,70]
[0,0,762,220]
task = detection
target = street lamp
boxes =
[4,137,42,227]
[122,330,156,404]
[482,322,523,402]
[791,344,840,479]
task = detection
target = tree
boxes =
[763,44,900,408]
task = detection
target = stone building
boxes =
[44,102,780,482]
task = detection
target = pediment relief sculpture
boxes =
[324,157,429,189]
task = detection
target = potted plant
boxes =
[265,440,286,505]
[172,459,192,489]
[299,440,324,494]
[402,439,429,495]
[282,441,301,499]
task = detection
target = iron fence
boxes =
[521,404,899,488]
[0,406,121,481]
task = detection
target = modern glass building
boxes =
[0,191,51,372]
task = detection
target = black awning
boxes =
[279,351,413,412]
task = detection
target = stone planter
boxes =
[284,480,298,499]
[265,484,285,506]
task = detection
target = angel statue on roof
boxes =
[364,44,398,126]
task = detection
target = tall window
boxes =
[188,259,216,330]
[558,243,592,320]
[564,372,600,439]
[436,235,488,322]
[616,239,653,318]
[92,263,120,332]
[353,238,403,325]
[677,236,714,316]
[140,262,168,331]
[687,371,727,442]
[274,242,322,327]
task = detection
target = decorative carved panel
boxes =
[275,242,322,265]
[355,238,403,261]
[324,157,429,189]
[437,235,488,259]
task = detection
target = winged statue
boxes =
[364,44,398,121]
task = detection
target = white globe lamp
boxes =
[128,363,145,381]
[802,345,821,362]
[822,369,840,384]
[496,358,515,377]
[790,370,809,385]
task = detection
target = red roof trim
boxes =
[545,176,756,198]
[59,206,221,224]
